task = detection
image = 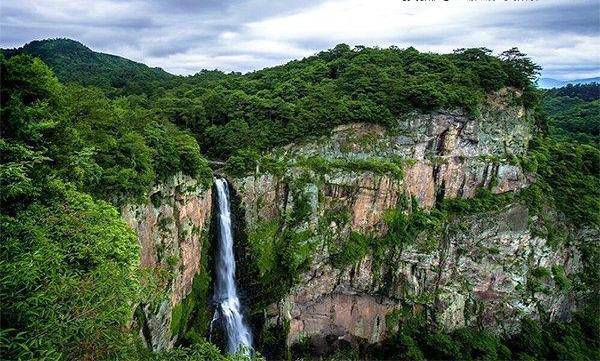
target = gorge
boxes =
[1,40,597,360]
[120,88,594,359]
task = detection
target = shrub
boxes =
[329,231,372,268]
[0,186,141,359]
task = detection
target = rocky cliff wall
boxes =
[267,205,579,349]
[122,173,212,351]
[229,93,581,354]
[117,91,584,356]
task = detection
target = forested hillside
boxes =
[1,39,175,96]
[5,41,540,160]
[161,45,540,160]
[0,53,213,359]
[1,40,598,360]
[541,82,599,144]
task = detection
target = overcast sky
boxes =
[1,0,598,80]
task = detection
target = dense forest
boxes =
[0,52,214,360]
[541,83,599,144]
[2,39,175,97]
[1,39,598,360]
[3,39,541,161]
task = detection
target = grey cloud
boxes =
[3,3,156,30]
[483,1,600,36]
[1,0,598,80]
[143,41,194,57]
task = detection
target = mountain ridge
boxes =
[7,38,597,94]
[537,76,600,89]
[1,38,175,95]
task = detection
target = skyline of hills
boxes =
[538,76,600,89]
[4,38,598,92]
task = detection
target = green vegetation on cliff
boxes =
[371,310,599,361]
[4,39,541,161]
[169,45,540,160]
[0,53,212,359]
[0,185,141,359]
[2,38,598,360]
[0,53,212,208]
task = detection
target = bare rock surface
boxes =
[122,173,212,351]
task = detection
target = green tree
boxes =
[0,185,141,360]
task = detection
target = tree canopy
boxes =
[2,40,597,360]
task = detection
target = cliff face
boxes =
[266,204,578,349]
[119,91,581,355]
[122,174,212,351]
[230,91,580,353]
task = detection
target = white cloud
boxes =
[246,0,465,42]
[219,31,238,40]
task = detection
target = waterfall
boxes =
[212,178,253,354]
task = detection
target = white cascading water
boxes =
[212,178,253,354]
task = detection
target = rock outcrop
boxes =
[269,204,579,350]
[229,93,579,354]
[122,174,212,351]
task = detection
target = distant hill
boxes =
[545,82,599,102]
[541,82,599,144]
[537,76,600,89]
[1,38,175,96]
